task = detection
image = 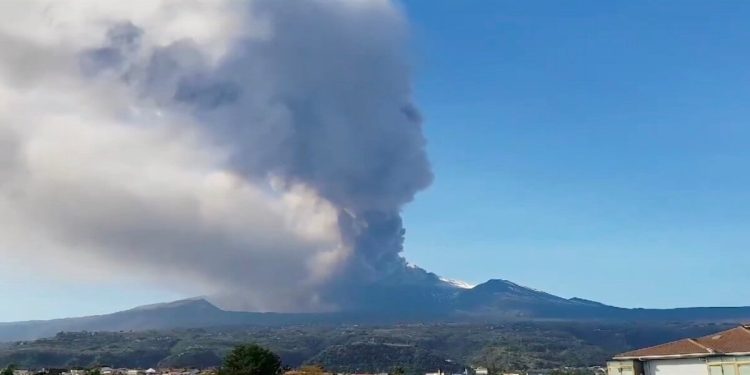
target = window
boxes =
[708,361,750,375]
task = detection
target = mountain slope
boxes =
[0,299,346,341]
[2,278,750,342]
[454,279,595,318]
[0,298,235,341]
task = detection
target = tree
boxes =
[1,364,16,375]
[220,344,282,375]
[390,366,406,375]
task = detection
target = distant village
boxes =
[5,365,606,375]
[8,323,750,375]
[11,369,212,375]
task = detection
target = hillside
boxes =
[4,279,750,342]
[0,322,734,373]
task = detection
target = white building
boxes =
[607,325,750,375]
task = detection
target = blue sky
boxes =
[2,1,750,321]
[401,0,750,309]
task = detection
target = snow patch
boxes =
[440,277,474,289]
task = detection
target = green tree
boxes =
[1,364,16,375]
[220,344,282,375]
[390,366,406,375]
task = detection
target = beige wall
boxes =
[644,358,707,375]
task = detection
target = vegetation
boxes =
[220,344,281,375]
[0,321,733,374]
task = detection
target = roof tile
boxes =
[695,326,750,354]
[615,338,712,359]
[615,326,750,359]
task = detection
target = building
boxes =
[607,325,750,375]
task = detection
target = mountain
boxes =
[3,278,750,342]
[0,298,333,342]
[0,298,231,341]
[455,279,750,322]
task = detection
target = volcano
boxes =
[3,274,750,342]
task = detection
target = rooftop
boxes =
[615,325,750,360]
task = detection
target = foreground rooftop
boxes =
[615,325,750,360]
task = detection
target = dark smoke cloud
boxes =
[188,0,434,293]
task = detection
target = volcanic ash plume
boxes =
[0,0,433,311]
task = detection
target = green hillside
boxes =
[0,322,733,374]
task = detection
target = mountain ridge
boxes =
[2,278,750,342]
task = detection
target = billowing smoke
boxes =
[0,0,434,311]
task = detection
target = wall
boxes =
[644,358,707,375]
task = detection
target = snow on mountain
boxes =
[439,277,475,289]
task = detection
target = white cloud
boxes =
[0,0,352,312]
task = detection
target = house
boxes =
[607,325,750,375]
[473,367,488,375]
